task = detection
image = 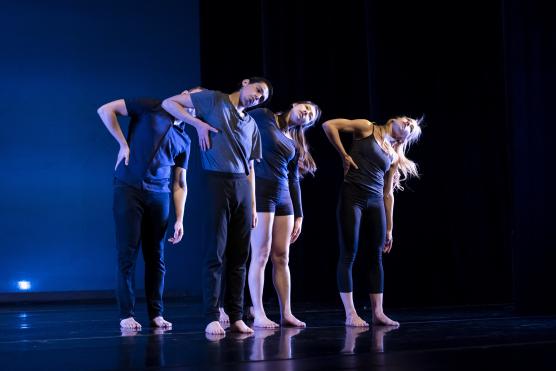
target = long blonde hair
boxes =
[277,101,322,177]
[387,116,423,190]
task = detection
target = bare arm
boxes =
[247,160,258,228]
[97,99,130,169]
[168,167,187,245]
[383,162,398,253]
[161,94,218,151]
[322,119,373,175]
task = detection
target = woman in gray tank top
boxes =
[323,116,422,327]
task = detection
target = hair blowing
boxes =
[389,116,423,191]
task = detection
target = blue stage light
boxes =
[17,281,31,290]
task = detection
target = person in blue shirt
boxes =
[322,115,422,327]
[97,87,201,330]
[247,102,321,328]
[162,77,273,336]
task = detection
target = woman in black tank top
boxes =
[323,116,422,327]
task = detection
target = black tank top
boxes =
[344,125,392,196]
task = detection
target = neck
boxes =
[228,92,244,113]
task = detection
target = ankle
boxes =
[345,310,359,318]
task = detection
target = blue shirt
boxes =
[190,90,261,174]
[114,98,190,192]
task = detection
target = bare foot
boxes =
[230,320,254,334]
[282,314,306,328]
[151,316,172,328]
[219,307,230,323]
[205,320,226,335]
[345,313,369,327]
[253,316,279,328]
[372,313,399,327]
[120,317,142,330]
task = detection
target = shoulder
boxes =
[125,98,162,115]
[248,108,274,122]
[125,97,161,108]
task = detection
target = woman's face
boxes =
[288,103,317,127]
[390,117,413,144]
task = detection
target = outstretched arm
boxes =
[97,99,130,170]
[383,162,398,253]
[322,119,372,175]
[161,93,218,151]
[168,167,187,245]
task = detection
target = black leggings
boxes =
[337,183,386,294]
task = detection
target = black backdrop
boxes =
[198,0,554,312]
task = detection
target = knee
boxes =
[338,251,356,265]
[271,251,289,267]
[253,245,271,267]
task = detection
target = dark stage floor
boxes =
[0,301,555,370]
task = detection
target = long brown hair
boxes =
[277,101,322,177]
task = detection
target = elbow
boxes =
[161,99,172,112]
[96,105,108,118]
[322,121,330,132]
[384,192,394,202]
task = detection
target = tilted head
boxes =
[286,101,322,129]
[238,77,273,109]
[387,116,422,146]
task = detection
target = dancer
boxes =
[97,87,202,329]
[162,77,273,335]
[322,116,422,327]
[248,102,321,328]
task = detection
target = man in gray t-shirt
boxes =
[162,77,273,335]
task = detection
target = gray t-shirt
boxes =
[190,90,262,174]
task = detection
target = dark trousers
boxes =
[203,172,252,323]
[113,182,170,320]
[337,183,386,294]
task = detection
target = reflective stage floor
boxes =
[1,301,555,370]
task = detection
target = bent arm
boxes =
[97,99,128,147]
[322,118,372,157]
[162,93,206,130]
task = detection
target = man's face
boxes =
[239,81,269,108]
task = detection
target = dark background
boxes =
[1,0,554,313]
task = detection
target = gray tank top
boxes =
[344,125,392,196]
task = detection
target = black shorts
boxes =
[255,177,293,216]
